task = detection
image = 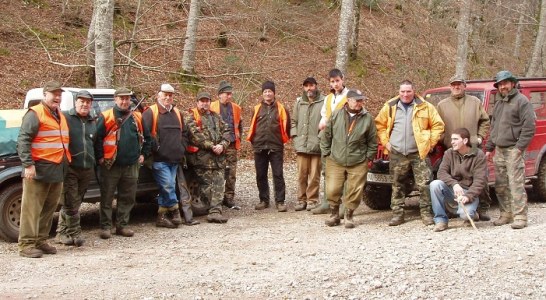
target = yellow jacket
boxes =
[375,95,444,159]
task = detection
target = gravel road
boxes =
[0,160,545,299]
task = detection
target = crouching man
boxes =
[320,89,377,228]
[431,128,487,232]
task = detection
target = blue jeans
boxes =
[430,180,479,224]
[152,162,179,208]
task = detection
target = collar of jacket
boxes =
[343,103,368,116]
[455,146,478,158]
[68,107,94,121]
[499,88,519,102]
[300,90,324,104]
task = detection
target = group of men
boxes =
[16,68,536,258]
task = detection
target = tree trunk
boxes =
[527,0,546,77]
[349,0,362,61]
[513,3,526,58]
[86,3,97,87]
[181,0,201,74]
[122,0,143,85]
[335,0,354,74]
[94,0,114,88]
[455,0,472,79]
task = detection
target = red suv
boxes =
[364,77,546,210]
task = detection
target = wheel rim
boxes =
[5,193,21,233]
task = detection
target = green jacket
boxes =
[485,88,536,152]
[185,108,230,169]
[321,105,378,167]
[63,108,96,169]
[290,90,325,154]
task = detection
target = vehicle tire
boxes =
[534,159,546,202]
[363,184,392,210]
[0,183,22,242]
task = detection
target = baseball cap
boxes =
[449,75,466,84]
[302,77,317,86]
[196,91,211,101]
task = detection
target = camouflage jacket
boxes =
[185,108,231,169]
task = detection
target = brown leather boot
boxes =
[344,209,355,229]
[493,215,513,226]
[170,207,183,225]
[388,214,404,226]
[325,205,341,227]
[157,211,177,228]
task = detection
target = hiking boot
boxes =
[255,202,269,210]
[157,212,177,228]
[56,233,74,246]
[344,209,355,229]
[73,235,85,247]
[311,202,329,215]
[185,219,200,226]
[207,212,228,223]
[433,222,448,232]
[294,201,307,211]
[325,206,341,227]
[115,227,134,237]
[99,229,111,239]
[170,209,183,225]
[421,214,434,226]
[306,202,318,211]
[36,243,57,255]
[493,216,513,226]
[388,214,404,226]
[511,219,527,229]
[477,210,491,221]
[276,202,288,212]
[19,248,43,258]
[223,199,241,210]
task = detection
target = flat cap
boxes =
[43,81,64,93]
[346,89,366,101]
[449,75,466,84]
[217,80,233,94]
[160,83,175,93]
[196,91,211,101]
[76,90,93,100]
[114,87,133,97]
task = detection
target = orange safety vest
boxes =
[148,104,183,138]
[210,101,242,150]
[246,101,289,144]
[29,103,71,164]
[101,109,143,159]
[325,93,347,119]
[186,108,201,153]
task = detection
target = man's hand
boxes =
[485,151,493,161]
[385,142,392,152]
[318,121,326,131]
[212,144,224,155]
[138,155,144,164]
[456,195,470,204]
[23,165,36,179]
[453,183,465,198]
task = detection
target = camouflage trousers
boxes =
[493,146,528,220]
[195,168,224,214]
[389,150,432,216]
[57,166,94,237]
[223,146,238,202]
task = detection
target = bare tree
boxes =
[349,0,362,61]
[513,2,527,58]
[455,0,472,78]
[527,0,546,77]
[94,0,114,88]
[181,0,201,74]
[86,3,98,86]
[335,0,354,73]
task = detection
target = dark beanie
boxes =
[261,81,275,93]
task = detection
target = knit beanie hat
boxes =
[261,81,275,93]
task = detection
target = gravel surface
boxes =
[0,159,545,299]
